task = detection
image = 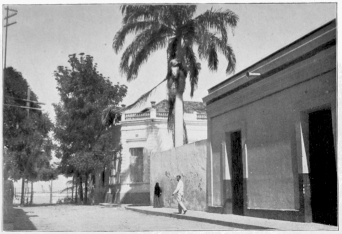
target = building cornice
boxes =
[121,118,207,127]
[205,47,335,119]
[126,138,147,142]
[203,20,336,106]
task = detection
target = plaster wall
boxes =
[186,122,207,143]
[112,121,151,203]
[150,140,207,211]
[208,50,335,210]
[116,114,207,204]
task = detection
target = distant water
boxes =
[13,192,70,205]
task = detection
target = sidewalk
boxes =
[125,205,338,231]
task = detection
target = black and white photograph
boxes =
[2,1,338,232]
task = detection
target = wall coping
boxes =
[203,20,336,105]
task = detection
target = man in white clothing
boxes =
[172,175,187,214]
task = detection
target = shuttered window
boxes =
[129,148,144,182]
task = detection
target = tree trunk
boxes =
[20,177,25,206]
[79,176,83,203]
[75,178,78,204]
[30,181,34,205]
[25,180,29,205]
[94,170,101,204]
[174,92,184,147]
[71,176,74,202]
[84,173,88,205]
[49,180,53,204]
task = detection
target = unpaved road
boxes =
[12,204,241,231]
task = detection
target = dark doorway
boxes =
[309,109,337,226]
[230,131,244,215]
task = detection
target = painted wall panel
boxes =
[208,68,335,210]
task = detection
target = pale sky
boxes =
[2,1,337,191]
[2,2,337,120]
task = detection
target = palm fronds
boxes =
[126,28,171,80]
[101,105,121,127]
[196,30,236,74]
[113,21,160,53]
[184,45,200,97]
[194,8,239,43]
[60,186,73,193]
[123,77,167,111]
[119,26,173,81]
[121,5,165,24]
[112,4,239,144]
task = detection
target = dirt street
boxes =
[12,204,241,231]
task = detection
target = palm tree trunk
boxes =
[174,92,184,147]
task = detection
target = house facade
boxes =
[203,20,336,225]
[109,100,207,204]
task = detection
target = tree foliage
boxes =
[53,54,127,179]
[3,67,56,183]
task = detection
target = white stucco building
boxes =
[109,100,207,204]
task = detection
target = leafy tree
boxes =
[53,54,127,204]
[3,67,56,205]
[104,5,238,146]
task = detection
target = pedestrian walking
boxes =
[172,175,187,214]
[153,182,163,208]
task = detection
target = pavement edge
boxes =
[125,206,273,230]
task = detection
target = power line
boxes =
[5,95,46,105]
[4,103,42,111]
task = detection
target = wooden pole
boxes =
[3,6,17,70]
[20,88,31,205]
[4,7,9,70]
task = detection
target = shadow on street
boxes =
[13,208,37,230]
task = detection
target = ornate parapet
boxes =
[122,111,207,121]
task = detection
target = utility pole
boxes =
[25,88,35,205]
[26,87,31,117]
[3,6,17,70]
[20,87,30,206]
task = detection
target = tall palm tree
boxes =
[103,4,238,146]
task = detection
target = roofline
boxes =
[208,19,336,94]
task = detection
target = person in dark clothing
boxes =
[153,182,163,208]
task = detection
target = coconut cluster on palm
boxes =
[102,4,238,146]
